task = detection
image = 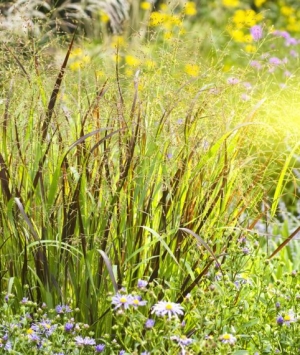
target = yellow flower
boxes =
[159,4,168,11]
[145,59,156,70]
[229,28,245,42]
[287,22,300,32]
[223,64,231,72]
[245,44,256,53]
[99,10,109,23]
[232,9,262,28]
[288,16,296,24]
[185,63,200,77]
[82,56,91,64]
[183,1,197,16]
[70,48,83,58]
[149,12,166,26]
[96,70,105,78]
[69,61,81,71]
[111,35,126,48]
[222,0,239,7]
[112,54,121,63]
[141,1,151,10]
[164,31,173,40]
[168,14,182,27]
[125,55,141,67]
[243,34,253,43]
[254,0,266,6]
[179,27,186,36]
[280,6,294,16]
[125,68,133,77]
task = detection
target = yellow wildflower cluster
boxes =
[227,8,262,47]
[149,12,182,29]
[185,63,200,77]
[69,48,91,71]
[222,0,239,8]
[183,2,197,16]
[254,0,266,7]
[279,4,300,32]
[110,35,126,48]
[232,9,263,28]
[125,55,141,67]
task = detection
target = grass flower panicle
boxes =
[151,301,184,318]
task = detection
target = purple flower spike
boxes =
[250,25,263,41]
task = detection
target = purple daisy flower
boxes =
[171,335,193,346]
[131,295,147,308]
[74,336,96,347]
[112,294,133,310]
[137,279,148,289]
[55,305,72,314]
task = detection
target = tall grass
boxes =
[0,29,296,337]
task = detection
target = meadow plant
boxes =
[1,1,300,354]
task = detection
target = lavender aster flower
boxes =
[220,333,236,344]
[55,305,72,314]
[145,319,155,329]
[151,301,184,318]
[282,311,296,325]
[112,294,133,310]
[64,322,74,332]
[95,344,105,352]
[250,25,263,41]
[119,351,126,355]
[137,279,148,289]
[75,336,96,347]
[131,295,147,308]
[171,335,193,346]
[21,297,29,305]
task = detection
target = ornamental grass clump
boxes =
[1,1,300,354]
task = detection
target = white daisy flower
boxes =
[151,301,184,318]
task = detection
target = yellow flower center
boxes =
[27,329,34,335]
[165,303,173,310]
[223,334,231,340]
[133,299,139,305]
[120,297,127,303]
[284,315,291,321]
